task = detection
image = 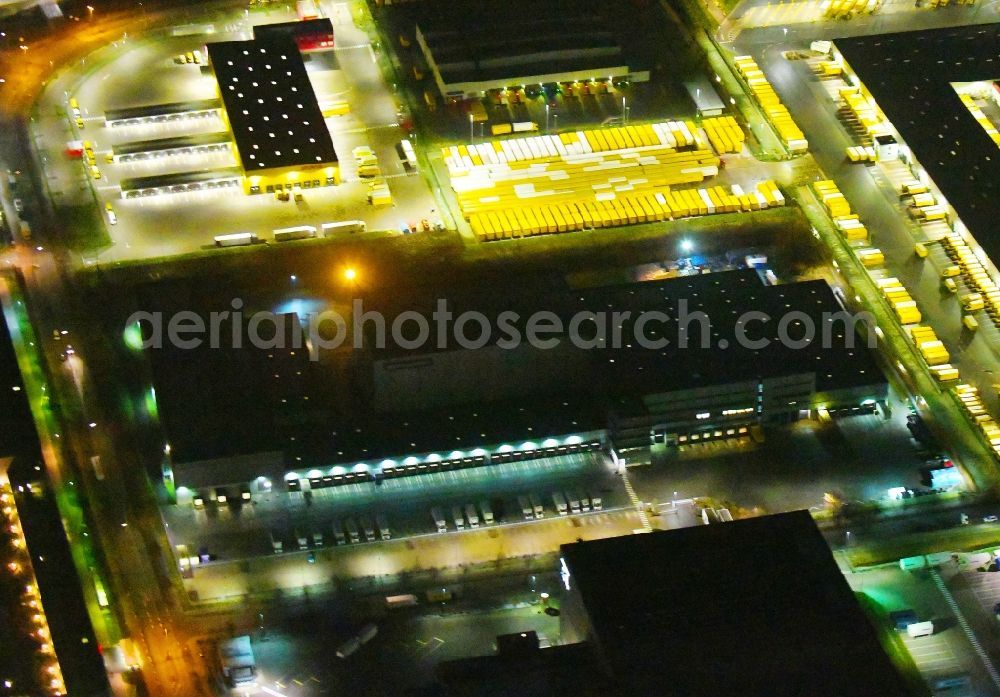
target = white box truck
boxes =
[552,491,568,515]
[218,635,256,686]
[589,491,603,510]
[566,491,581,513]
[363,516,377,542]
[344,518,360,543]
[376,512,391,540]
[270,530,283,554]
[452,505,465,530]
[479,500,494,524]
[431,507,447,533]
[907,621,934,638]
[518,496,533,520]
[296,528,309,550]
[529,494,544,519]
[332,522,346,545]
[465,503,480,528]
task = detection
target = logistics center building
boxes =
[147,270,887,501]
[411,0,649,99]
[206,33,339,195]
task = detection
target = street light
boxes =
[344,268,357,282]
[468,113,474,144]
[545,103,550,132]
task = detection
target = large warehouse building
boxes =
[145,270,887,501]
[438,511,911,696]
[834,26,1000,266]
[206,33,339,195]
[410,0,649,99]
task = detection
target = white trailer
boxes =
[431,507,447,533]
[273,225,317,242]
[214,232,257,247]
[218,635,256,686]
[321,220,367,236]
[464,503,480,528]
[552,491,568,515]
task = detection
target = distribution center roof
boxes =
[410,0,634,88]
[207,35,337,171]
[144,270,883,466]
[372,269,885,396]
[837,25,1000,263]
[560,510,911,696]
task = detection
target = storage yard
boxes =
[441,118,787,241]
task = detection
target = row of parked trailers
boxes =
[955,384,1000,460]
[270,513,391,553]
[442,121,706,173]
[286,439,605,492]
[733,56,808,153]
[469,180,784,241]
[941,233,1000,331]
[213,221,366,246]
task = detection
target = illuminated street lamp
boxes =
[468,113,474,144]
[344,267,357,282]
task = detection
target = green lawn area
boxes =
[848,525,1000,568]
[55,204,111,254]
[86,204,818,295]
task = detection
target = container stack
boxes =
[733,56,808,153]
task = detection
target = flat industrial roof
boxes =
[253,17,334,41]
[411,0,637,88]
[119,166,244,192]
[207,35,338,171]
[113,131,231,156]
[104,98,221,123]
[372,269,885,396]
[144,271,882,467]
[560,510,911,696]
[837,25,1000,264]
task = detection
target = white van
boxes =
[907,621,934,638]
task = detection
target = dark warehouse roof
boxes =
[837,25,1000,264]
[560,510,911,696]
[207,35,337,171]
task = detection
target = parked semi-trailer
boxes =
[214,232,257,247]
[218,635,257,686]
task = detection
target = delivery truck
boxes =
[218,635,257,686]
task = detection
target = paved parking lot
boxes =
[164,451,625,562]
